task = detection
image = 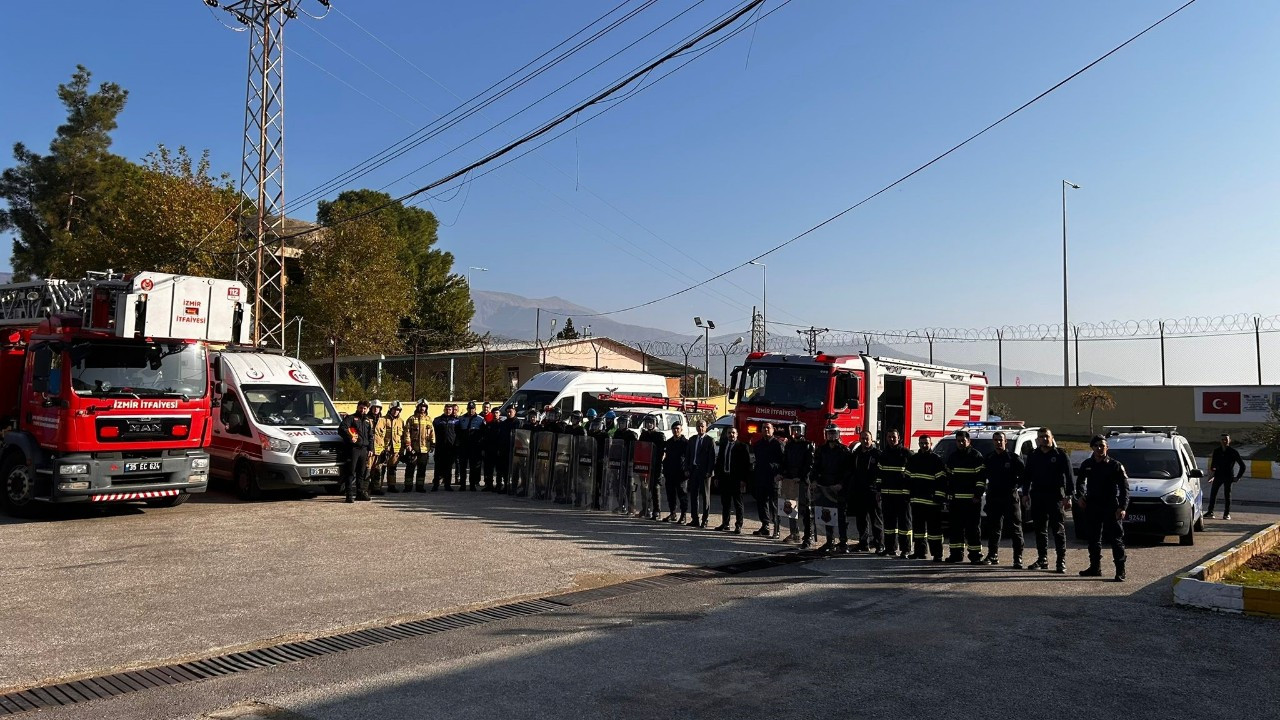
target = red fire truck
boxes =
[0,271,251,517]
[729,352,988,444]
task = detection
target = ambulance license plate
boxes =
[309,467,340,477]
[124,461,162,473]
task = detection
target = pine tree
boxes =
[555,318,581,340]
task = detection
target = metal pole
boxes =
[703,327,710,398]
[762,264,767,348]
[1073,325,1080,386]
[535,307,540,344]
[1256,316,1263,385]
[996,329,1004,387]
[927,332,934,364]
[1159,321,1166,386]
[481,346,488,400]
[449,357,455,401]
[723,350,729,388]
[1061,181,1079,387]
[294,317,302,358]
[412,337,419,400]
[330,337,338,398]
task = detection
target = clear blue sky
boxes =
[2,0,1276,343]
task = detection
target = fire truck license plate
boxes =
[308,467,340,477]
[124,461,162,473]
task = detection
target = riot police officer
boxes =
[811,425,850,552]
[781,422,815,546]
[752,422,785,539]
[638,415,666,520]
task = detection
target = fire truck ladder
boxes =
[0,273,127,327]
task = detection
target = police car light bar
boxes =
[964,420,1025,429]
[1103,425,1178,437]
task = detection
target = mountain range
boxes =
[469,291,1127,385]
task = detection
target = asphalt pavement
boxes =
[3,484,1278,720]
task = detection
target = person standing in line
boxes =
[402,400,433,493]
[1206,433,1246,520]
[662,422,690,523]
[381,401,407,492]
[714,427,751,534]
[848,431,883,552]
[752,422,785,538]
[367,400,388,495]
[811,424,851,552]
[981,431,1026,567]
[780,422,815,546]
[876,430,914,558]
[490,405,520,493]
[456,401,486,491]
[432,404,458,491]
[1021,427,1074,573]
[906,435,947,562]
[340,400,374,502]
[638,415,667,520]
[1076,435,1130,582]
[944,429,987,564]
[686,420,716,528]
[482,401,496,423]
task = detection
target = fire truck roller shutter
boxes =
[911,378,946,438]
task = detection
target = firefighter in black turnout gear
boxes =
[906,435,947,561]
[781,422,815,546]
[340,400,374,502]
[876,430,914,558]
[1022,427,1075,573]
[848,432,883,552]
[944,430,987,564]
[810,424,850,552]
[981,431,1026,567]
[1075,435,1130,581]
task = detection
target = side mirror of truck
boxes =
[214,381,227,396]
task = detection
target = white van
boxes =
[500,370,668,417]
[209,352,346,500]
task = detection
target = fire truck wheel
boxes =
[235,462,262,502]
[0,453,40,518]
[145,494,190,508]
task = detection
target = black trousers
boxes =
[718,476,743,528]
[785,479,813,539]
[1031,501,1067,559]
[664,469,688,515]
[411,456,429,489]
[848,487,884,548]
[983,498,1024,557]
[1083,505,1126,566]
[756,477,779,531]
[494,450,509,491]
[948,499,983,559]
[882,494,912,553]
[689,472,711,524]
[458,450,482,489]
[814,503,847,543]
[433,447,456,488]
[347,450,369,498]
[911,501,943,559]
[483,448,497,489]
[1208,477,1234,516]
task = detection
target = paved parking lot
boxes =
[3,484,1277,717]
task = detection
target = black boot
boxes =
[1012,553,1023,569]
[1114,560,1126,582]
[1029,556,1048,570]
[356,480,371,501]
[1055,554,1066,574]
[1079,564,1103,577]
[345,482,355,503]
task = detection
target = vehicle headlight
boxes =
[59,464,89,476]
[1162,489,1187,505]
[191,458,209,469]
[263,437,292,453]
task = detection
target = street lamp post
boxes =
[1062,180,1080,387]
[467,266,488,289]
[718,336,744,391]
[749,260,766,350]
[694,317,715,397]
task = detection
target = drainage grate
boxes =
[0,598,561,716]
[0,550,818,716]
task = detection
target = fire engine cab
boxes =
[0,271,250,516]
[730,352,988,444]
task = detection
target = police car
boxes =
[931,421,1042,461]
[1070,426,1205,546]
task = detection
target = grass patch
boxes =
[1222,549,1280,590]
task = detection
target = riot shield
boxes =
[778,477,801,525]
[508,429,532,497]
[813,503,841,538]
[630,441,656,518]
[572,436,597,509]
[531,431,555,501]
[602,439,628,512]
[552,435,574,504]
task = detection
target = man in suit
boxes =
[685,420,716,528]
[714,426,752,534]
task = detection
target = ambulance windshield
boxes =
[69,341,207,399]
[738,365,828,409]
[242,385,341,427]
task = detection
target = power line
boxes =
[560,0,1202,319]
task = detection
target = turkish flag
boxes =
[1203,391,1241,415]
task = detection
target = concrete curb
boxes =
[1173,522,1280,616]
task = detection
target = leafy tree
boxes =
[453,357,510,402]
[0,66,130,279]
[554,318,581,340]
[1250,404,1280,453]
[989,400,1016,420]
[293,210,412,357]
[315,190,473,353]
[1073,385,1116,435]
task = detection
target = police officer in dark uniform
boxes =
[1076,435,1130,581]
[876,430,914,558]
[432,404,458,491]
[944,429,988,564]
[662,421,689,523]
[848,431,882,552]
[1021,427,1075,573]
[781,422,815,546]
[981,431,1026,567]
[906,435,947,561]
[751,422,785,538]
[340,400,374,502]
[488,406,518,492]
[456,401,486,491]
